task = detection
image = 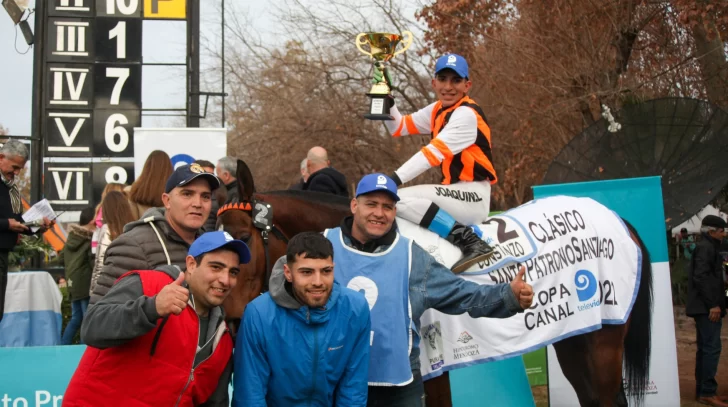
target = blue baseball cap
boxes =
[165,163,221,193]
[434,54,469,79]
[355,173,400,202]
[189,231,251,264]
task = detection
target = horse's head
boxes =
[216,159,287,320]
[215,159,352,321]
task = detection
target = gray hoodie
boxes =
[268,256,303,309]
[90,207,202,305]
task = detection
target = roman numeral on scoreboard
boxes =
[57,0,90,12]
[48,112,91,152]
[53,21,89,56]
[47,166,90,205]
[41,0,185,210]
[49,67,91,106]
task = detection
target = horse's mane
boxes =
[261,190,350,210]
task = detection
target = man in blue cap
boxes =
[65,231,250,407]
[91,163,221,304]
[323,173,534,406]
[373,54,496,273]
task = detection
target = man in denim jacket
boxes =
[324,173,534,406]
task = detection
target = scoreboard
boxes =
[38,0,187,210]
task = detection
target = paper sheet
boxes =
[22,199,55,232]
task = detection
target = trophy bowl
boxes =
[356,31,413,120]
[356,32,412,62]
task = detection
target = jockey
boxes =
[376,53,496,273]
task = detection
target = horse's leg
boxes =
[588,324,628,407]
[553,335,598,406]
[424,372,452,407]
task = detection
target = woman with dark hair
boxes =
[128,150,173,219]
[89,191,135,296]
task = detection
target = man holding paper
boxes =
[0,140,52,323]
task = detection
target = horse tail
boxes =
[622,219,653,405]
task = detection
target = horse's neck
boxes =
[260,193,350,236]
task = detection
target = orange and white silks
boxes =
[428,97,497,185]
[390,96,497,186]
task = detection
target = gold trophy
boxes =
[356,31,413,120]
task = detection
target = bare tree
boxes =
[221,0,444,192]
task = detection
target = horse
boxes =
[218,160,653,407]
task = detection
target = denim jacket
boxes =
[336,227,522,371]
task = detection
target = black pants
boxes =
[694,314,723,397]
[0,250,9,323]
[367,370,425,407]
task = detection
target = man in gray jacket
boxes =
[90,163,220,304]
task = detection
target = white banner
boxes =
[132,127,227,177]
[396,196,642,380]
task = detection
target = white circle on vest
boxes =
[347,276,378,310]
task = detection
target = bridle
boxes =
[217,199,289,293]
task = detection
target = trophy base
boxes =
[364,93,394,121]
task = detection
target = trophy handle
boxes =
[356,33,373,58]
[393,31,413,56]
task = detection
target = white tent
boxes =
[671,204,728,235]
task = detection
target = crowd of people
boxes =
[1,51,724,406]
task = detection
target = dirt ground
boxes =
[674,306,728,406]
[530,306,728,406]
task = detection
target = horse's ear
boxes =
[236,159,255,201]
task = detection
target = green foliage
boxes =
[9,235,55,269]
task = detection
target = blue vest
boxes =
[325,227,414,386]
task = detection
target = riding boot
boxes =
[446,222,495,273]
[423,207,494,273]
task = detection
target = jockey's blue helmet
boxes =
[434,54,469,79]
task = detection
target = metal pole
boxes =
[29,0,46,203]
[187,0,201,127]
[221,0,225,128]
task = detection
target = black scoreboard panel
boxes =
[92,109,140,156]
[95,18,143,62]
[42,0,147,211]
[95,0,143,18]
[40,0,187,211]
[91,161,135,204]
[44,162,93,207]
[44,110,94,157]
[93,63,142,110]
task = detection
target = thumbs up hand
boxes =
[155,273,189,317]
[510,266,534,310]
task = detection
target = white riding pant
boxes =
[396,181,491,227]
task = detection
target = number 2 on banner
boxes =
[109,21,126,59]
[105,114,129,152]
[483,218,519,243]
[106,67,129,105]
[106,0,139,15]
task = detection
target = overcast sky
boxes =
[0,0,272,135]
[0,0,425,135]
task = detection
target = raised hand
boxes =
[510,266,534,310]
[155,273,189,317]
